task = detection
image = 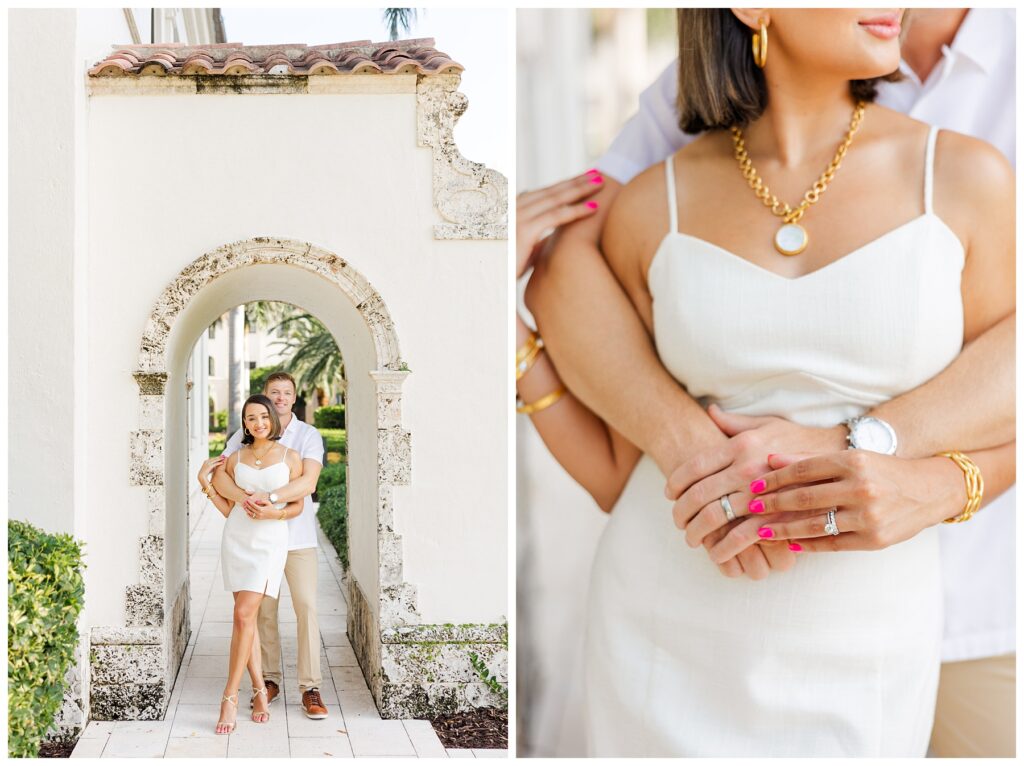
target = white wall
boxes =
[85,83,506,627]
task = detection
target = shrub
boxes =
[316,484,348,570]
[208,434,226,458]
[317,461,345,493]
[319,428,347,456]
[210,410,228,434]
[314,405,346,429]
[8,520,86,758]
[250,365,282,396]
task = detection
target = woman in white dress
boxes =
[198,394,303,734]
[516,9,1014,756]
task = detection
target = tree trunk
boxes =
[227,306,246,433]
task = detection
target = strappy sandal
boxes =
[250,686,270,723]
[216,693,238,734]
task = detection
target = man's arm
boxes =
[213,429,250,504]
[246,427,325,508]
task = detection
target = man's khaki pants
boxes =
[258,547,322,692]
[929,653,1015,757]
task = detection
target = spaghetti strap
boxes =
[923,125,939,215]
[664,155,679,234]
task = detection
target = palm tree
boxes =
[244,300,289,333]
[271,313,346,402]
[382,8,417,41]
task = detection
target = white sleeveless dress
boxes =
[584,127,962,756]
[221,449,290,599]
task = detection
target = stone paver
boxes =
[72,499,448,758]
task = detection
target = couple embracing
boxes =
[196,372,330,734]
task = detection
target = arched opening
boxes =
[113,238,413,719]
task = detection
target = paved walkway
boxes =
[72,502,506,758]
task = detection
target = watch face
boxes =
[853,418,895,454]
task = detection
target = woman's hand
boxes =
[705,451,965,561]
[198,455,226,487]
[245,500,280,522]
[517,170,603,279]
[666,405,845,543]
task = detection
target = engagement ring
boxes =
[824,508,840,536]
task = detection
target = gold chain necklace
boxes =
[731,101,866,256]
[251,443,274,466]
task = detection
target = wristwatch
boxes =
[269,492,280,504]
[843,416,898,455]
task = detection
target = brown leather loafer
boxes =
[264,679,280,704]
[302,688,328,719]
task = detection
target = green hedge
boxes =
[317,461,345,492]
[8,520,86,758]
[314,405,346,430]
[319,428,347,456]
[210,410,227,434]
[316,484,348,570]
[250,365,282,396]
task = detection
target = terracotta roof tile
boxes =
[88,38,463,78]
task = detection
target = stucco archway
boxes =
[90,237,415,720]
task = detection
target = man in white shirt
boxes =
[528,8,1014,757]
[214,371,328,719]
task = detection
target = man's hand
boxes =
[666,404,845,547]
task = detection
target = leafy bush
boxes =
[316,484,348,570]
[319,428,347,456]
[250,365,283,396]
[8,520,86,758]
[314,405,346,429]
[208,434,226,458]
[317,461,345,492]
[210,410,228,434]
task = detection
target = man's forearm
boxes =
[272,472,319,504]
[869,312,1015,457]
[212,467,248,504]
[526,182,722,475]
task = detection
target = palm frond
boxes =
[382,8,417,41]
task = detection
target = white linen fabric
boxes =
[221,454,290,599]
[224,414,325,551]
[585,129,957,756]
[595,8,1015,664]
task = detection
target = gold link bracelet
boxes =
[937,451,984,523]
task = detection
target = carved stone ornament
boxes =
[417,74,508,240]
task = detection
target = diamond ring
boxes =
[824,508,840,536]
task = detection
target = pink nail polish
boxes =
[749,498,765,514]
[585,201,599,210]
[750,479,767,494]
[585,168,599,175]
[590,175,604,184]
[788,543,803,552]
[757,527,774,539]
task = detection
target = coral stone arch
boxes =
[97,237,415,722]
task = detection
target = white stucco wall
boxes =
[85,81,506,627]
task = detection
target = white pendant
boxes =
[774,223,808,256]
[255,460,262,466]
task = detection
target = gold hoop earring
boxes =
[752,19,768,69]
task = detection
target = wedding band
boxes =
[719,495,737,522]
[824,508,840,536]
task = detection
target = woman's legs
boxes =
[218,590,263,732]
[247,622,270,722]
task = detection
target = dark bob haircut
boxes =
[676,9,902,134]
[240,394,283,445]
